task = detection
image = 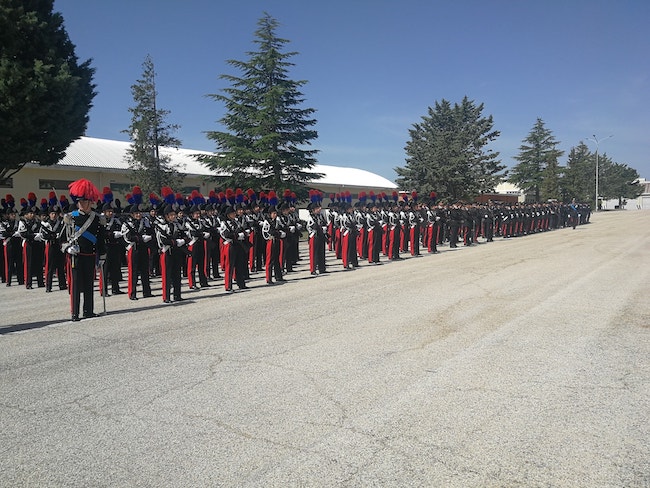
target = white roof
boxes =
[51,136,397,189]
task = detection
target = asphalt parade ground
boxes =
[1,210,649,487]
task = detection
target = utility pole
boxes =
[587,134,613,210]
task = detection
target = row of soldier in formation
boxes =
[0,182,590,321]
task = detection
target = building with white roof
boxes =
[2,137,397,206]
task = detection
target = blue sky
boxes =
[53,0,650,182]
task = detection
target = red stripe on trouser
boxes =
[23,244,28,287]
[309,235,315,273]
[356,229,363,257]
[428,226,433,252]
[410,227,416,255]
[367,229,374,263]
[127,248,134,296]
[382,227,387,255]
[341,233,349,268]
[265,240,273,282]
[98,262,103,295]
[223,243,232,290]
[44,243,50,287]
[203,241,209,278]
[4,244,9,282]
[279,240,284,272]
[388,230,395,259]
[160,254,168,301]
[67,255,73,313]
[219,239,225,271]
[249,234,255,271]
[187,245,194,287]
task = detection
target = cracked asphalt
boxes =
[1,210,649,487]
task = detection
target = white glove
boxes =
[113,231,123,238]
[175,239,185,247]
[435,216,441,221]
[279,231,286,238]
[237,232,245,240]
[13,231,20,238]
[67,244,79,255]
[322,226,328,233]
[203,232,210,239]
[142,234,152,242]
[34,233,44,242]
[289,226,296,233]
[296,223,302,230]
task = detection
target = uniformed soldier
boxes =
[101,203,125,296]
[306,199,327,275]
[185,204,210,289]
[62,179,106,321]
[121,204,154,300]
[219,205,248,292]
[17,204,45,289]
[4,203,24,286]
[155,205,187,303]
[41,205,67,292]
[261,205,285,285]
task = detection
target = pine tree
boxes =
[0,0,96,182]
[562,142,593,203]
[396,97,503,201]
[123,55,184,195]
[508,118,564,203]
[200,13,320,194]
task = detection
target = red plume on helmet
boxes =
[69,179,100,202]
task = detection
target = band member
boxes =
[340,203,359,269]
[41,205,67,291]
[63,179,106,321]
[408,198,423,256]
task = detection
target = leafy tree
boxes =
[540,157,563,201]
[396,97,504,201]
[200,13,320,195]
[123,55,184,194]
[562,142,593,203]
[0,0,96,182]
[598,156,642,208]
[508,118,564,202]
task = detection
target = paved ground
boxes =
[1,210,649,487]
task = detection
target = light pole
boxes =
[587,134,613,210]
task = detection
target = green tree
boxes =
[598,156,642,208]
[395,97,504,201]
[123,55,184,195]
[562,142,593,203]
[200,13,320,195]
[508,118,564,202]
[0,0,96,182]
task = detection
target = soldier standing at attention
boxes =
[63,179,106,321]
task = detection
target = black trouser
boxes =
[5,238,24,285]
[45,242,66,290]
[128,246,151,298]
[70,253,95,317]
[105,244,123,293]
[161,250,182,301]
[189,239,208,287]
[24,240,44,288]
[265,239,283,283]
[449,223,459,247]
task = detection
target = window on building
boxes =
[39,179,73,190]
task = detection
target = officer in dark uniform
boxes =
[155,205,187,303]
[101,204,125,296]
[121,204,154,300]
[41,205,67,292]
[63,179,106,321]
[306,200,327,275]
[18,205,45,289]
